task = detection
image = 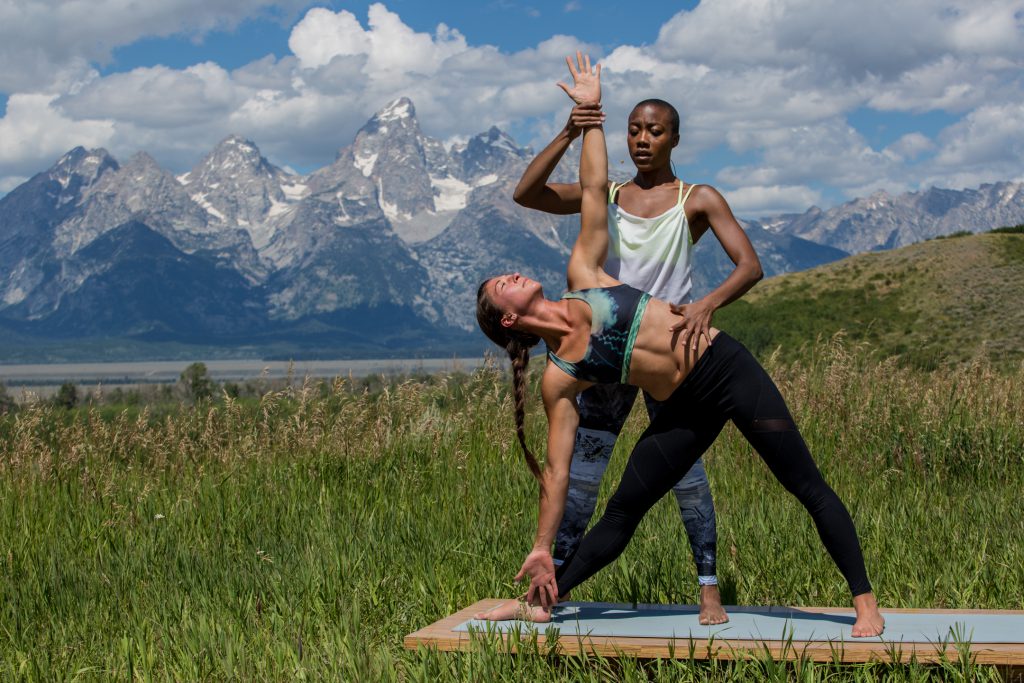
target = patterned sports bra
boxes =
[547,284,651,384]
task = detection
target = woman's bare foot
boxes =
[698,585,729,625]
[474,599,552,623]
[851,592,885,637]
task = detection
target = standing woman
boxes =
[511,58,762,625]
[476,53,884,637]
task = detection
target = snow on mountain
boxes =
[3,96,1023,356]
[766,182,1024,252]
[179,135,306,253]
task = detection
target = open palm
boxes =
[558,51,601,105]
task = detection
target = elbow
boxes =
[513,185,529,206]
[746,256,763,285]
[513,182,540,208]
[542,466,569,493]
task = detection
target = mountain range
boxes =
[2,97,1023,360]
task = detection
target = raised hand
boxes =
[564,102,605,139]
[557,50,601,106]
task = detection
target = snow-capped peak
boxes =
[49,147,118,189]
[376,97,416,123]
[482,127,523,155]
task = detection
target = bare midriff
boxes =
[624,298,719,401]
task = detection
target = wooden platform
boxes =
[404,599,1024,664]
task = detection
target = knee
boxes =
[603,488,654,526]
[789,476,838,512]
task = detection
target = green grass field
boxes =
[716,231,1024,370]
[1,336,1022,680]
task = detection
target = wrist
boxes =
[701,294,723,312]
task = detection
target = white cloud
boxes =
[0,1,1023,216]
[718,119,899,191]
[0,0,309,93]
[654,0,1024,78]
[885,133,935,161]
[725,185,823,217]
[0,93,114,180]
[289,8,372,69]
[59,63,243,127]
[289,4,467,78]
[934,102,1024,168]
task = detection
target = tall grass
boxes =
[1,340,1022,680]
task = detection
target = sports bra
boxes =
[547,284,651,384]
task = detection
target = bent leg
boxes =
[554,384,639,568]
[556,411,726,597]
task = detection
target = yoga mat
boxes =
[456,602,1024,644]
[405,599,1024,663]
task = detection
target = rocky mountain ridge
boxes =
[758,183,1024,253]
[2,97,1022,357]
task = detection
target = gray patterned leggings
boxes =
[553,382,718,584]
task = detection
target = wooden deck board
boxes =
[404,600,1024,664]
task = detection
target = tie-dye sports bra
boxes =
[547,284,652,384]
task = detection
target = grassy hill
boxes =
[716,227,1024,370]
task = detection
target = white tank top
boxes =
[604,180,697,304]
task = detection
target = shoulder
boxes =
[685,183,723,202]
[684,183,732,214]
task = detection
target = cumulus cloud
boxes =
[0,0,309,93]
[58,63,244,127]
[1,0,1023,214]
[291,5,467,78]
[934,102,1024,168]
[724,185,823,217]
[718,119,899,190]
[885,133,935,161]
[0,93,114,183]
[288,8,373,69]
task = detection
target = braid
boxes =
[476,279,544,489]
[510,341,543,483]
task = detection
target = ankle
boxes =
[853,592,878,610]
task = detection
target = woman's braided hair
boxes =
[476,279,543,486]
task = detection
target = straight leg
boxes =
[644,392,718,583]
[723,341,873,597]
[556,408,726,597]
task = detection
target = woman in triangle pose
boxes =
[475,53,884,637]
[512,61,762,629]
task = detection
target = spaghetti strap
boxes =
[609,179,631,204]
[681,182,697,209]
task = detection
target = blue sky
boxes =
[1,1,1022,216]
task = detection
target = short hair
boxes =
[631,98,680,136]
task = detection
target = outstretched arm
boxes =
[557,52,615,291]
[512,103,605,214]
[515,366,581,608]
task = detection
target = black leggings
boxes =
[555,333,872,598]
